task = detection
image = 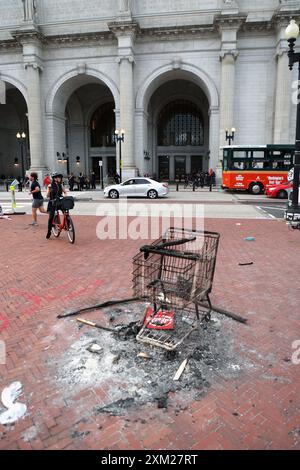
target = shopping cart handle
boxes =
[140,237,196,259]
[141,237,196,253]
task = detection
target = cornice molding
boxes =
[216,14,246,31]
[10,27,46,45]
[0,39,20,50]
[45,31,115,45]
[137,24,216,40]
[0,10,299,52]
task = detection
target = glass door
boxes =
[107,156,116,177]
[158,155,170,180]
[174,155,186,180]
[92,158,102,183]
[191,155,203,174]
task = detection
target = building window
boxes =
[158,100,204,147]
[90,102,116,147]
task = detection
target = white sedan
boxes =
[104,177,169,199]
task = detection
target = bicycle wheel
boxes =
[52,213,61,237]
[66,214,75,244]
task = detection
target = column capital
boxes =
[116,55,135,64]
[275,47,288,59]
[219,50,239,61]
[24,60,43,72]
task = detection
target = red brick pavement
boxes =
[0,214,300,450]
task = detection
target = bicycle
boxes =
[52,196,75,244]
[184,179,194,189]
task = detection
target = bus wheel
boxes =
[249,182,263,195]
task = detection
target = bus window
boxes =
[252,151,265,160]
[223,157,229,171]
[232,160,245,170]
[233,151,247,160]
[272,158,292,170]
[252,161,264,169]
[263,161,272,169]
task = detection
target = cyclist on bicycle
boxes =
[46,172,67,239]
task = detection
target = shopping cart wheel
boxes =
[204,312,211,322]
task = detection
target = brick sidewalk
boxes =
[0,215,300,450]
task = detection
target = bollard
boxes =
[193,185,195,192]
[10,185,17,212]
[176,182,179,191]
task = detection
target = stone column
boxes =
[169,155,175,181]
[273,24,292,144]
[0,80,6,104]
[109,21,138,178]
[119,56,135,176]
[219,50,238,150]
[14,28,48,177]
[25,61,45,174]
[209,106,221,171]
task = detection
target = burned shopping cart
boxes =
[132,227,220,350]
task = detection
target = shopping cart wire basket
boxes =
[132,227,220,350]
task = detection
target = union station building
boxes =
[0,0,299,182]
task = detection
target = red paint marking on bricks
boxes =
[0,314,10,332]
[64,279,105,301]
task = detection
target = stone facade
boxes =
[0,0,299,180]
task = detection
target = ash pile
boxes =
[55,301,246,416]
[56,228,249,416]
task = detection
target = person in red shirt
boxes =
[208,168,215,192]
[43,174,51,189]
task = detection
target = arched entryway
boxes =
[135,65,219,180]
[0,81,29,184]
[45,71,118,180]
[148,79,210,181]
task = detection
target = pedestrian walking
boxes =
[17,176,23,192]
[79,173,85,191]
[29,172,47,226]
[68,173,75,191]
[90,172,96,190]
[199,171,205,188]
[43,174,51,190]
[209,168,215,192]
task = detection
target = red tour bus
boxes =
[222,145,294,194]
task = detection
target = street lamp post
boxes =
[16,132,26,180]
[285,19,300,227]
[115,129,125,183]
[225,127,236,146]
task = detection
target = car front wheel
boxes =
[277,190,287,199]
[109,189,119,199]
[147,189,158,199]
